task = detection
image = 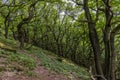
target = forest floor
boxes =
[0,50,68,80]
[0,38,90,80]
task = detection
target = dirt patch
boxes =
[34,66,67,80]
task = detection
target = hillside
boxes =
[0,37,90,80]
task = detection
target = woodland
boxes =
[0,0,120,80]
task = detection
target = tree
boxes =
[83,0,104,79]
[17,1,38,49]
[73,0,120,79]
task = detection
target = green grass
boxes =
[28,47,90,80]
[0,50,36,70]
[39,52,90,79]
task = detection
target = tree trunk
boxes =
[4,26,8,39]
[83,0,104,79]
[17,1,38,49]
[88,23,104,80]
[103,24,111,80]
[109,24,120,80]
[110,33,116,80]
[17,25,24,49]
[12,31,17,40]
[4,10,10,39]
[102,0,113,78]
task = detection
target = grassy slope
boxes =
[0,37,90,80]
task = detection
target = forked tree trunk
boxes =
[102,0,113,79]
[88,23,104,80]
[83,0,104,80]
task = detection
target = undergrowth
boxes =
[0,37,90,80]
[28,47,90,80]
[0,50,36,70]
